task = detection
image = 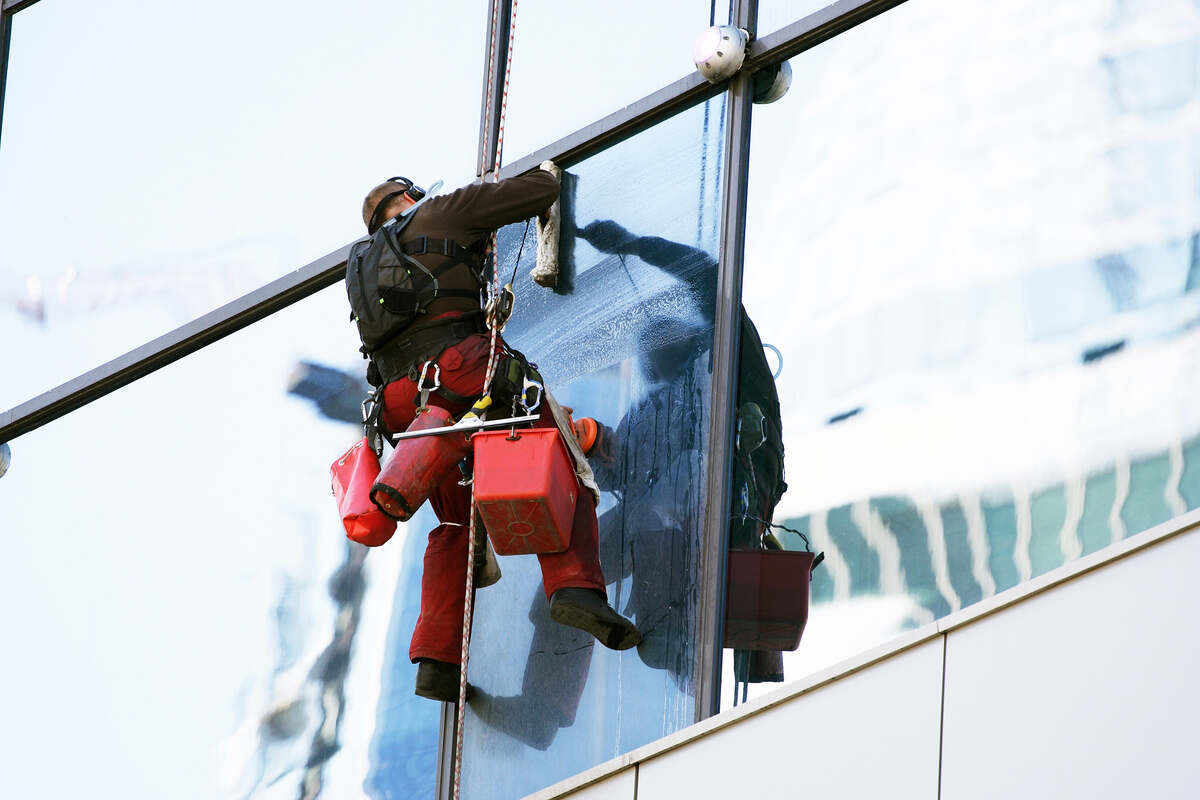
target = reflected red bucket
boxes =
[724,549,815,651]
[473,428,577,555]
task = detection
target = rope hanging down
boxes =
[453,2,518,798]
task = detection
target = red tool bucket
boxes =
[472,427,577,556]
[723,550,815,651]
[371,405,470,521]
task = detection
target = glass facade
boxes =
[756,1,834,38]
[0,0,485,410]
[725,0,1200,706]
[4,0,1200,796]
[0,285,418,797]
[501,0,728,159]
[458,97,725,799]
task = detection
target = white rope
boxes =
[452,2,517,797]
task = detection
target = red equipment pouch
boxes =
[371,405,471,521]
[331,437,398,547]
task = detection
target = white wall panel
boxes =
[941,531,1200,800]
[636,639,944,800]
[560,768,636,800]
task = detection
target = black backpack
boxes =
[345,212,486,357]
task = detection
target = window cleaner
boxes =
[335,164,642,713]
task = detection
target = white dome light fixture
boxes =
[693,25,750,83]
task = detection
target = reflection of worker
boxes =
[354,173,641,704]
[468,220,789,751]
[578,220,788,684]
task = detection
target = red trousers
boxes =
[381,333,607,665]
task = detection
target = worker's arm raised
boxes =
[437,168,560,238]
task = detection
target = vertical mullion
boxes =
[695,0,758,722]
[0,10,12,150]
[436,3,517,797]
[476,0,513,177]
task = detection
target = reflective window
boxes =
[724,0,1200,708]
[756,1,838,39]
[501,0,726,160]
[0,0,485,411]
[458,96,725,798]
[0,285,437,798]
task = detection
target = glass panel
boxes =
[757,1,837,40]
[0,0,485,411]
[724,0,1200,708]
[459,96,725,798]
[501,0,725,161]
[0,285,440,798]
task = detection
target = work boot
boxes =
[548,588,643,650]
[414,659,472,703]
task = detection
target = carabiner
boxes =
[520,376,544,413]
[415,360,442,411]
[485,283,516,332]
[361,389,377,424]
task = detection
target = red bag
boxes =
[331,437,397,547]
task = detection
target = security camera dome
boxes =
[693,26,749,83]
[753,61,793,104]
[0,443,10,479]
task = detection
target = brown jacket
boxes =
[394,169,560,328]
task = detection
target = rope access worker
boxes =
[352,167,642,704]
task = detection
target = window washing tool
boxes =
[531,160,562,288]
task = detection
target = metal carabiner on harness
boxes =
[362,388,385,455]
[415,360,442,411]
[484,283,516,332]
[519,375,543,414]
[361,389,377,424]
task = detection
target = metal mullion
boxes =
[0,242,353,441]
[1,9,11,149]
[748,0,909,68]
[475,0,512,177]
[497,72,721,178]
[1,0,909,444]
[2,1,42,14]
[695,0,758,723]
[431,4,519,798]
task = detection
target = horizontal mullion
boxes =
[0,243,353,442]
[747,0,910,69]
[1,0,908,441]
[3,0,43,15]
[499,72,721,178]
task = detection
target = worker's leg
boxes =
[532,406,641,649]
[408,472,473,665]
[538,490,607,598]
[531,399,607,598]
